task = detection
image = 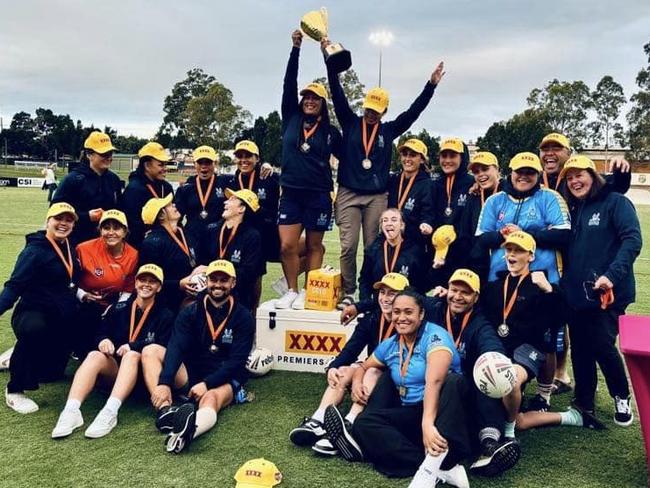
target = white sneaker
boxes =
[275,289,298,309]
[0,347,13,370]
[5,388,39,414]
[292,289,307,310]
[85,408,118,438]
[271,276,289,297]
[439,464,470,488]
[51,408,84,438]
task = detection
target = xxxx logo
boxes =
[309,279,331,288]
[285,330,346,355]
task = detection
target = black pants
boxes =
[569,308,630,411]
[74,302,104,359]
[47,183,57,202]
[353,373,475,478]
[8,307,70,393]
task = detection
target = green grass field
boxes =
[0,187,647,488]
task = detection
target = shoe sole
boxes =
[289,428,323,447]
[323,406,363,462]
[52,417,84,439]
[614,416,634,427]
[470,440,521,477]
[85,419,117,439]
[167,403,196,454]
[311,444,339,457]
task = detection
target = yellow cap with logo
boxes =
[373,272,410,291]
[225,188,260,213]
[398,138,428,161]
[234,458,282,488]
[138,142,170,162]
[99,209,128,228]
[502,231,536,254]
[363,87,389,113]
[235,140,260,157]
[539,133,570,150]
[509,152,542,172]
[300,82,328,100]
[135,263,164,283]
[559,154,596,179]
[449,268,481,293]
[206,259,237,278]
[84,132,117,154]
[439,137,464,154]
[141,194,173,225]
[432,225,457,261]
[192,145,218,163]
[470,151,499,168]
[46,202,78,221]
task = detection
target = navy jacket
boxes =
[176,175,229,245]
[159,295,254,389]
[562,190,641,312]
[387,169,435,243]
[121,171,174,248]
[97,296,174,352]
[328,65,436,194]
[52,163,122,244]
[280,47,341,192]
[0,231,78,317]
[329,307,390,370]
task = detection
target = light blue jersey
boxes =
[372,322,461,405]
[475,187,570,283]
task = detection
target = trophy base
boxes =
[325,44,352,73]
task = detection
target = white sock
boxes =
[104,396,122,415]
[312,407,326,423]
[504,421,516,438]
[194,407,217,438]
[64,399,81,411]
[344,411,358,424]
[537,383,553,404]
[408,451,448,488]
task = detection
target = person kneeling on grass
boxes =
[289,272,409,457]
[52,264,173,439]
[145,259,254,454]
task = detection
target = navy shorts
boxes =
[278,187,332,231]
[513,343,545,380]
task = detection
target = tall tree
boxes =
[238,111,283,166]
[627,41,650,162]
[527,79,592,149]
[313,69,366,129]
[589,76,626,160]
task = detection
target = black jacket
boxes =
[328,63,436,194]
[387,168,435,243]
[97,296,174,352]
[230,169,281,240]
[52,163,122,244]
[159,295,254,389]
[175,175,229,245]
[0,231,78,317]
[121,171,174,248]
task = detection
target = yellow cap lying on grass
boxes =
[234,458,283,488]
[432,225,457,261]
[449,268,481,293]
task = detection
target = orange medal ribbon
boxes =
[502,272,530,324]
[445,307,472,348]
[397,172,417,210]
[46,234,73,279]
[303,117,321,144]
[196,175,215,211]
[398,335,417,381]
[218,223,239,259]
[238,171,256,191]
[542,172,562,191]
[163,226,190,257]
[204,295,235,343]
[362,119,380,159]
[446,174,456,209]
[383,240,402,275]
[146,183,164,198]
[378,314,395,342]
[129,299,154,342]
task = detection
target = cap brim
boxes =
[439,146,463,154]
[448,278,479,293]
[362,101,386,113]
[300,89,325,99]
[136,271,162,282]
[49,211,78,221]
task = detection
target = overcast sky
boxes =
[1,0,649,142]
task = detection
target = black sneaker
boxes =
[522,394,550,412]
[289,417,326,446]
[155,405,179,433]
[311,437,339,457]
[470,438,521,477]
[165,403,196,454]
[323,405,363,462]
[614,396,634,427]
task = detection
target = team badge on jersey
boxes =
[222,328,233,344]
[231,249,241,264]
[457,194,467,207]
[588,213,600,226]
[378,135,385,148]
[216,188,224,198]
[94,267,104,277]
[400,265,409,276]
[258,188,266,200]
[405,198,415,211]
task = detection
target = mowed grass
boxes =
[0,187,647,488]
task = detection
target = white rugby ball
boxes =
[473,351,516,399]
[190,272,207,293]
[246,347,274,377]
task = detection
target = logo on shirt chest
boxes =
[399,265,409,276]
[257,188,266,200]
[378,135,385,148]
[527,207,538,220]
[458,341,466,359]
[94,267,104,277]
[231,249,242,264]
[457,194,467,207]
[588,212,600,226]
[222,328,233,344]
[404,198,415,211]
[216,188,224,198]
[146,331,155,343]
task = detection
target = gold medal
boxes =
[498,323,510,338]
[362,158,372,170]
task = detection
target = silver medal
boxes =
[444,207,453,217]
[362,158,372,170]
[210,344,218,353]
[300,142,311,153]
[498,323,509,338]
[200,210,208,219]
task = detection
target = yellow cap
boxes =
[470,151,499,169]
[192,145,218,162]
[372,272,410,291]
[398,138,428,161]
[135,263,164,283]
[234,458,282,488]
[439,137,464,154]
[225,188,260,213]
[432,225,457,261]
[141,194,173,225]
[206,259,237,278]
[234,140,260,157]
[502,231,536,253]
[559,154,596,179]
[138,142,170,162]
[99,209,128,228]
[539,133,570,150]
[46,202,78,221]
[300,82,328,100]
[363,87,389,113]
[84,132,116,154]
[449,268,481,293]
[509,152,542,172]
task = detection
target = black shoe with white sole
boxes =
[470,438,521,477]
[311,437,339,457]
[289,417,326,446]
[323,405,363,462]
[614,396,634,427]
[155,405,179,433]
[165,403,196,454]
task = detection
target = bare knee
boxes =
[121,350,141,364]
[141,344,165,365]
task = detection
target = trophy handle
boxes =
[319,7,328,26]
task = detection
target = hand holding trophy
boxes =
[300,7,352,73]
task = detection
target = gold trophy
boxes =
[301,7,352,73]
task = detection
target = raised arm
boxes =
[322,39,355,127]
[281,31,303,122]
